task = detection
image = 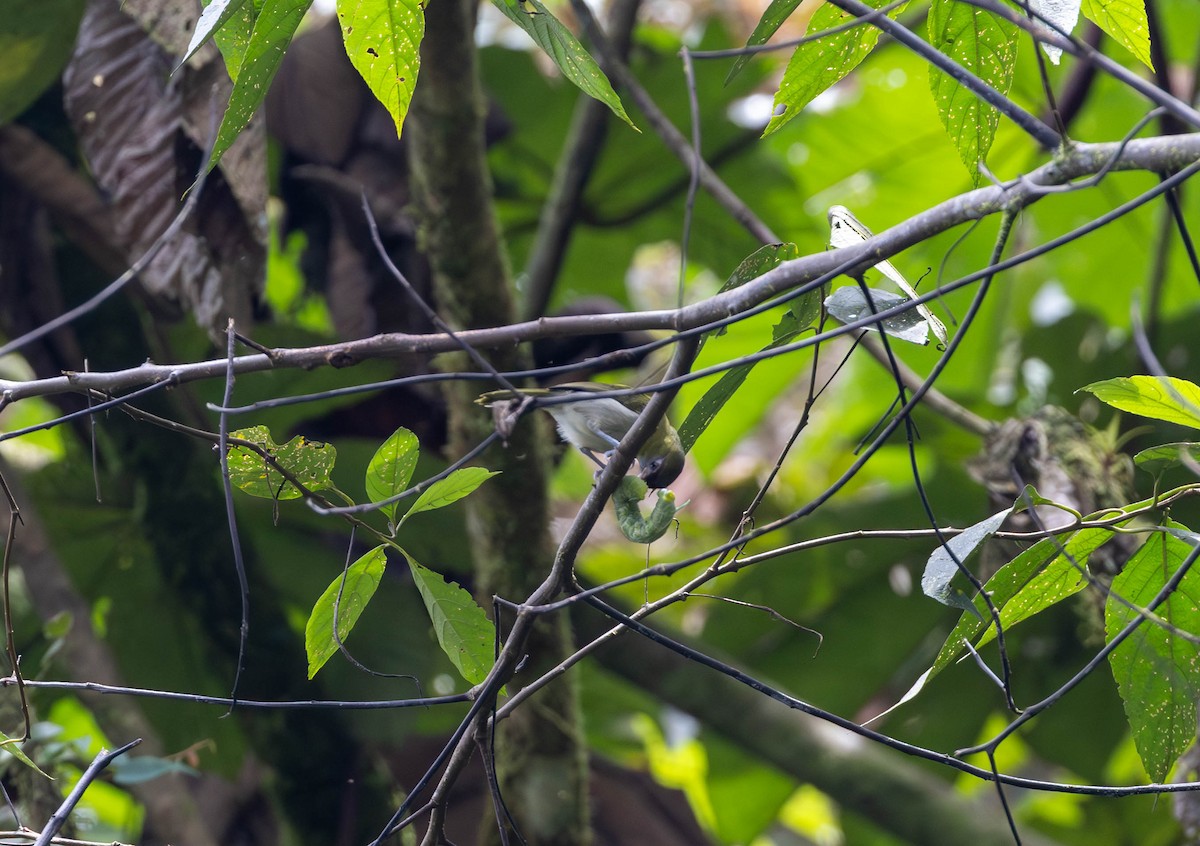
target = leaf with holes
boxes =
[929,527,1110,677]
[337,0,424,138]
[227,426,336,500]
[973,527,1110,649]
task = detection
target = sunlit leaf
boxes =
[1081,0,1152,69]
[365,426,420,523]
[306,545,388,678]
[1106,524,1200,781]
[1079,376,1200,430]
[337,0,424,138]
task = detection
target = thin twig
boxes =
[216,322,250,707]
[34,739,142,846]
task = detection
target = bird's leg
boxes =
[586,423,624,462]
[577,448,609,487]
[577,447,606,469]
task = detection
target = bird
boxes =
[476,382,685,489]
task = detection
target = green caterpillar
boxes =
[613,476,678,544]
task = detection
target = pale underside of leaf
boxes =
[1028,0,1081,63]
[827,205,947,344]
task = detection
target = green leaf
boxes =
[763,0,909,137]
[208,0,312,174]
[678,299,815,455]
[365,426,420,523]
[399,467,499,527]
[974,528,1109,649]
[927,0,1018,183]
[704,243,800,342]
[1081,0,1153,69]
[207,0,257,81]
[921,509,1010,617]
[408,556,497,686]
[306,545,388,678]
[180,0,248,68]
[725,0,804,85]
[0,732,52,780]
[1079,376,1200,430]
[0,0,86,124]
[490,0,636,131]
[1106,524,1200,781]
[227,425,336,500]
[337,0,424,138]
[929,528,1110,676]
[1134,442,1200,476]
[678,243,814,454]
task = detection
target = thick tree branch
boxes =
[1,133,1196,406]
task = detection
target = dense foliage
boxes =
[1,0,1200,844]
